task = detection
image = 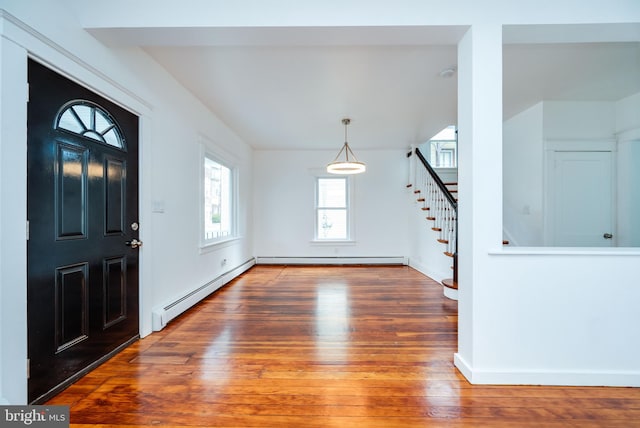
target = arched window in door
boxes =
[55,100,125,149]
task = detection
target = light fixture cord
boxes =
[330,118,360,164]
[344,122,350,161]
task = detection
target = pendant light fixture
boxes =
[326,118,366,175]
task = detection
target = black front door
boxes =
[27,59,140,403]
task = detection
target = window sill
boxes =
[200,236,242,254]
[489,246,640,256]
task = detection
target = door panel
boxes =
[105,157,126,235]
[27,59,140,403]
[55,263,89,352]
[551,151,613,246]
[104,256,127,328]
[56,142,88,239]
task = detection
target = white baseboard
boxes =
[454,352,474,381]
[151,258,255,331]
[255,256,408,265]
[454,353,640,387]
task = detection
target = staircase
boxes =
[408,147,458,300]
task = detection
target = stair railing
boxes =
[412,147,458,283]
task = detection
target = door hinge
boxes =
[26,220,29,240]
[26,83,29,103]
[27,358,30,379]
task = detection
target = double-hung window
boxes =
[315,176,350,240]
[202,153,236,246]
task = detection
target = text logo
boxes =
[1,406,69,427]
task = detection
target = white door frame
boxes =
[543,139,617,246]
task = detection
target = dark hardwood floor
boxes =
[47,265,640,427]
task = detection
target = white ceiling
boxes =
[90,25,640,151]
[145,43,459,150]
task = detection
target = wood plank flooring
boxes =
[47,265,640,427]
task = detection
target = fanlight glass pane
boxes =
[103,129,121,147]
[56,102,124,149]
[72,105,92,130]
[95,110,111,133]
[58,109,84,134]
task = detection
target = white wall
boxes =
[503,100,628,246]
[253,149,408,260]
[0,32,28,405]
[473,249,640,386]
[615,91,640,133]
[617,140,640,246]
[503,102,544,246]
[543,101,616,140]
[0,2,253,403]
[616,92,640,246]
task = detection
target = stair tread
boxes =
[442,278,458,290]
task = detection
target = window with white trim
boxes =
[427,125,457,168]
[315,176,350,240]
[202,153,236,245]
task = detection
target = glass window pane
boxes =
[58,109,84,133]
[95,110,111,134]
[204,156,233,242]
[317,209,347,240]
[72,105,92,131]
[318,178,346,208]
[103,129,122,148]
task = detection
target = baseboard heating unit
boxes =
[151,257,255,331]
[255,256,408,265]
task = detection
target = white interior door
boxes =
[550,151,614,246]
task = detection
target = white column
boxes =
[0,33,29,403]
[454,24,503,381]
